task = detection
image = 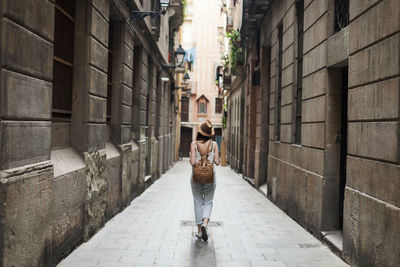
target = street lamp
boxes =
[129,0,171,20]
[175,45,186,67]
[183,72,190,83]
[162,45,186,70]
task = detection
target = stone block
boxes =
[303,40,327,77]
[124,27,134,50]
[2,18,53,80]
[121,105,132,125]
[124,45,134,69]
[280,124,292,143]
[121,85,133,106]
[349,33,399,88]
[87,123,106,152]
[121,125,131,144]
[270,75,277,93]
[350,0,383,21]
[89,66,108,97]
[282,24,295,52]
[3,0,54,40]
[51,122,71,149]
[1,69,51,120]
[327,26,349,67]
[88,95,106,123]
[0,162,53,267]
[282,43,294,70]
[304,0,328,31]
[139,94,147,110]
[281,85,293,105]
[302,95,325,122]
[51,153,85,264]
[343,188,400,267]
[282,64,294,88]
[350,0,400,53]
[302,69,327,99]
[123,65,133,87]
[283,3,295,33]
[105,144,121,220]
[348,78,399,121]
[92,0,110,20]
[90,6,109,47]
[347,156,400,207]
[83,150,107,240]
[302,146,324,175]
[347,121,398,162]
[0,121,50,170]
[269,92,276,108]
[301,123,324,149]
[138,110,147,126]
[304,12,329,54]
[90,37,108,73]
[280,104,293,124]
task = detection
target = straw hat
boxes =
[197,120,215,137]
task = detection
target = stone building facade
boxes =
[0,0,183,266]
[223,0,399,266]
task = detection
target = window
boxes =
[215,98,223,113]
[52,0,76,119]
[199,102,206,113]
[106,20,114,123]
[275,23,283,141]
[334,0,349,33]
[181,97,189,122]
[295,0,304,144]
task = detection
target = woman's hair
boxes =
[196,132,213,141]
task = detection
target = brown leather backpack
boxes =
[192,141,214,184]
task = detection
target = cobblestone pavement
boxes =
[58,159,348,267]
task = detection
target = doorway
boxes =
[180,127,192,157]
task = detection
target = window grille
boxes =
[334,0,349,33]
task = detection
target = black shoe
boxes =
[201,224,208,241]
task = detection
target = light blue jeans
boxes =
[191,178,216,225]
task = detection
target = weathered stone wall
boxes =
[0,0,180,266]
[342,0,400,266]
[230,0,399,266]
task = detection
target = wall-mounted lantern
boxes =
[128,0,171,20]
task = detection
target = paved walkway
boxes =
[58,159,348,267]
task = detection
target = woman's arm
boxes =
[190,141,196,166]
[213,142,220,166]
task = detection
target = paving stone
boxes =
[58,159,348,267]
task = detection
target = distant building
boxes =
[223,0,400,266]
[178,0,226,157]
[0,0,183,266]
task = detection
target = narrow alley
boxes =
[58,160,347,267]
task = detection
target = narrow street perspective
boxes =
[0,0,399,266]
[58,160,347,267]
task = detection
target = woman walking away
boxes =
[190,120,220,241]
